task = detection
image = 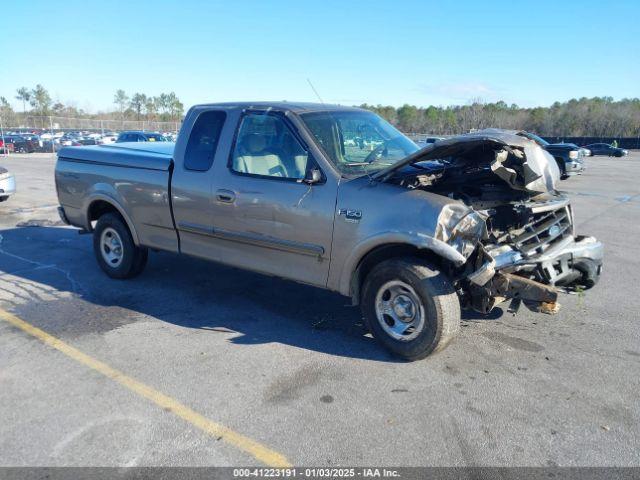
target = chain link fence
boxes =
[1,115,181,134]
[0,115,183,156]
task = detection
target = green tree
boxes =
[30,84,52,115]
[129,93,147,120]
[144,96,157,121]
[397,104,419,132]
[113,89,129,119]
[0,96,16,126]
[15,87,31,114]
[165,92,183,120]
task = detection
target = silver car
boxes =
[0,167,16,202]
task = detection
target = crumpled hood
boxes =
[373,129,560,194]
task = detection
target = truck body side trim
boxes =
[177,222,324,257]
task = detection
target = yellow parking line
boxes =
[0,308,291,467]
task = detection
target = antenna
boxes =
[307,78,325,104]
[305,79,377,184]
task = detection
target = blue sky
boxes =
[2,0,638,112]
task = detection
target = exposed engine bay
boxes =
[381,132,604,315]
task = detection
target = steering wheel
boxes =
[363,142,388,164]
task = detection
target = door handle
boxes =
[216,189,236,203]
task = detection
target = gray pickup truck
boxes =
[55,102,603,360]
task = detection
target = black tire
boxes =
[555,158,568,180]
[361,257,460,361]
[93,212,148,279]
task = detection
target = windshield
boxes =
[300,110,419,175]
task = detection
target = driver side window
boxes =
[231,113,308,180]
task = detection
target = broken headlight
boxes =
[436,204,487,259]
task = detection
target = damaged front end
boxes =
[463,196,603,314]
[381,130,604,315]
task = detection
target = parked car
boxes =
[99,133,118,144]
[583,143,628,157]
[0,135,36,153]
[78,137,99,146]
[39,140,63,152]
[511,131,584,178]
[578,146,591,157]
[162,132,178,142]
[55,102,603,360]
[558,142,592,158]
[0,137,15,154]
[116,131,167,143]
[417,136,445,147]
[16,133,40,145]
[0,167,16,202]
[60,134,81,146]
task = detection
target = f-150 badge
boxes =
[338,208,362,223]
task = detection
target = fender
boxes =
[335,230,467,297]
[83,190,141,246]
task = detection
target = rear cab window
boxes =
[184,110,227,171]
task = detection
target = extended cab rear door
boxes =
[171,106,238,259]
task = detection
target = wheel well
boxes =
[350,243,445,305]
[87,200,122,227]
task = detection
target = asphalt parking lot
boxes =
[1,152,639,467]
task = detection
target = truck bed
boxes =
[55,142,179,253]
[58,142,175,170]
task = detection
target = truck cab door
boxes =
[171,108,235,259]
[206,110,338,287]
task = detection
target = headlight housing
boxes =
[569,150,579,159]
[436,204,487,259]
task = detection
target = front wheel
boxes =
[93,213,148,279]
[361,257,460,360]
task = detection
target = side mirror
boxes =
[303,168,323,185]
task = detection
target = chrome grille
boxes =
[509,206,572,258]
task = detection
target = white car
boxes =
[99,133,118,144]
[579,147,592,157]
[0,167,16,202]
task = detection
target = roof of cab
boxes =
[191,101,367,114]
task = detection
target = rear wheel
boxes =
[361,257,460,360]
[93,213,147,279]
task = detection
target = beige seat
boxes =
[233,134,287,177]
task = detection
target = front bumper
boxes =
[467,235,603,314]
[564,159,584,175]
[470,235,603,289]
[0,174,16,198]
[536,235,603,288]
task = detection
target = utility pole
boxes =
[0,115,6,157]
[49,116,55,154]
